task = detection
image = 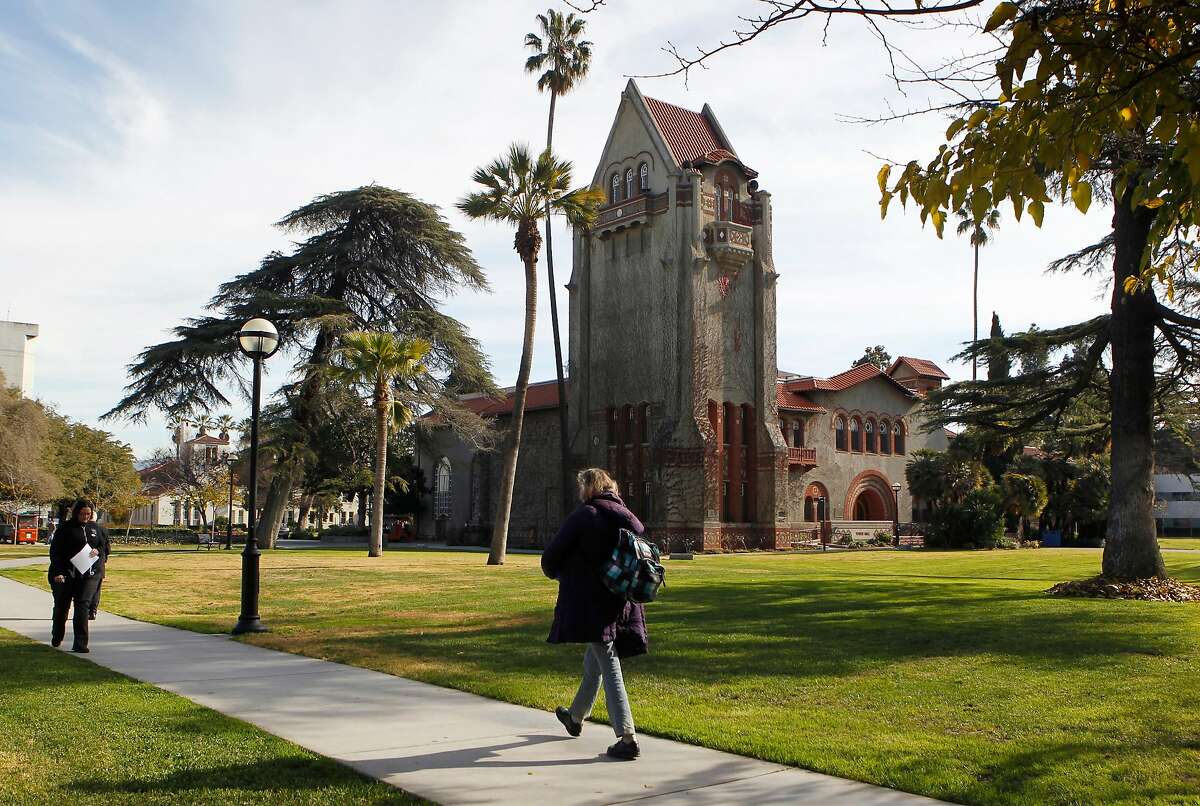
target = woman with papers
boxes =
[47,500,111,653]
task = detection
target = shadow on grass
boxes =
[71,757,400,797]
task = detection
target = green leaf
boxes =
[1027,199,1044,227]
[945,119,966,140]
[1072,181,1092,214]
[984,1,1018,33]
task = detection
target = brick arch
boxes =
[843,469,896,521]
[802,481,830,522]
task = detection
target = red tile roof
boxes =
[786,363,917,397]
[186,433,229,445]
[455,380,563,417]
[644,96,726,167]
[776,384,825,413]
[887,356,950,380]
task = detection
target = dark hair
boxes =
[70,500,95,521]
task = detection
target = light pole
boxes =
[232,317,279,635]
[891,482,902,548]
[225,456,237,550]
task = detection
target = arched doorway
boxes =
[803,482,829,522]
[851,488,887,520]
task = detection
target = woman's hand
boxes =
[53,575,65,583]
[90,549,99,558]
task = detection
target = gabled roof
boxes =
[887,356,949,380]
[138,459,180,495]
[454,379,564,418]
[186,433,229,445]
[643,96,726,166]
[786,363,917,398]
[776,383,826,413]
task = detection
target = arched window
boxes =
[835,416,847,451]
[610,172,620,203]
[625,168,635,199]
[850,418,862,452]
[639,162,648,192]
[879,420,891,455]
[865,419,877,453]
[894,422,906,455]
[792,421,804,448]
[434,458,452,518]
[724,187,734,221]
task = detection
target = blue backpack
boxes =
[602,528,666,603]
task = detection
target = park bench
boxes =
[196,532,222,550]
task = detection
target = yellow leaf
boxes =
[1123,276,1141,294]
[968,109,989,129]
[1141,197,1165,209]
[877,164,892,193]
[984,1,1019,33]
[880,192,893,220]
[931,209,946,238]
[1027,199,1045,227]
[1072,181,1093,213]
[1119,107,1135,125]
[945,119,966,140]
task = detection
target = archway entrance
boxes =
[803,482,829,522]
[852,488,887,521]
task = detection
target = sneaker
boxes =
[606,738,640,760]
[71,646,89,654]
[555,707,582,737]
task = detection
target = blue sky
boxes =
[0,1,1112,456]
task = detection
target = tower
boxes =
[568,80,789,551]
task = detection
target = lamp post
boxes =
[224,456,237,550]
[891,482,903,548]
[232,317,279,635]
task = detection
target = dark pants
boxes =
[91,577,103,615]
[51,575,100,649]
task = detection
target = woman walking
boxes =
[48,500,110,653]
[542,468,647,760]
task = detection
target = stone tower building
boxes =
[416,81,950,550]
[566,80,789,551]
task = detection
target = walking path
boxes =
[0,567,943,805]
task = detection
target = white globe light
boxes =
[238,318,279,358]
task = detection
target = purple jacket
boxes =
[541,492,648,658]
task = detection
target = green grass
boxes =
[6,547,1200,805]
[0,629,423,805]
[0,543,49,559]
[1160,538,1200,550]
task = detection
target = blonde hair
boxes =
[577,467,619,502]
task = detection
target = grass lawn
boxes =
[0,543,50,559]
[0,628,422,805]
[6,547,1200,805]
[1160,538,1200,550]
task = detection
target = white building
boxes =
[1155,474,1200,535]
[0,320,38,396]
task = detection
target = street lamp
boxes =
[891,482,903,548]
[224,456,237,550]
[232,317,279,635]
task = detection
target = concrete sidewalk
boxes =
[0,574,945,805]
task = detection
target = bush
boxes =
[925,487,1006,549]
[110,529,200,545]
[322,525,369,537]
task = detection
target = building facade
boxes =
[418,81,948,551]
[0,320,38,396]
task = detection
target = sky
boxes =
[0,0,1114,459]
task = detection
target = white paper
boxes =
[70,544,96,575]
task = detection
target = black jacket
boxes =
[541,492,648,657]
[49,520,111,582]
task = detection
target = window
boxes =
[625,168,635,199]
[723,403,733,445]
[639,162,648,191]
[611,172,620,203]
[835,417,847,451]
[894,423,906,455]
[879,420,891,455]
[434,458,452,518]
[850,418,862,452]
[792,421,804,448]
[640,403,651,444]
[741,404,754,444]
[865,419,876,453]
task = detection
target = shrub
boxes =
[925,487,1006,549]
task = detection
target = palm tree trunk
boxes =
[490,242,539,565]
[972,238,980,381]
[256,470,295,549]
[370,388,389,558]
[1102,182,1167,580]
[543,91,574,520]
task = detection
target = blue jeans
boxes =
[568,641,635,737]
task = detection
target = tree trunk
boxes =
[972,239,979,381]
[357,489,368,527]
[297,493,313,533]
[369,388,389,558]
[1102,183,1167,580]
[256,469,295,549]
[490,239,539,565]
[543,91,574,521]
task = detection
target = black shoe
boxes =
[556,707,582,737]
[88,611,97,621]
[51,637,62,648]
[71,646,89,654]
[606,738,640,760]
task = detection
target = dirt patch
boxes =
[1047,576,1200,602]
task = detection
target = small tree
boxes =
[330,332,429,558]
[853,345,892,370]
[1002,472,1049,541]
[955,201,1001,381]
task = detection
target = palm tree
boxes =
[216,413,238,441]
[955,202,1001,380]
[458,145,604,564]
[331,332,429,558]
[192,413,215,435]
[525,10,593,515]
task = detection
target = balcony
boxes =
[593,191,669,236]
[787,446,817,467]
[704,220,754,270]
